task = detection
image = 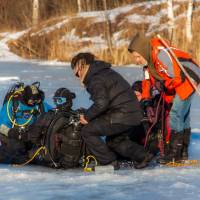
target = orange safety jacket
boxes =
[151,38,200,100]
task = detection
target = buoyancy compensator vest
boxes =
[3,82,45,128]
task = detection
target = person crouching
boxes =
[71,52,153,169]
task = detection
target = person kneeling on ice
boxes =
[0,82,52,164]
[71,52,154,170]
[128,32,200,164]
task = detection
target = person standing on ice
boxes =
[71,52,154,170]
[128,32,200,164]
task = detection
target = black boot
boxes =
[157,130,183,164]
[134,152,154,169]
[182,128,191,160]
[157,142,170,164]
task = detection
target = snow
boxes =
[29,4,136,38]
[60,30,107,49]
[0,31,27,62]
[112,30,130,47]
[0,77,19,82]
[0,32,71,66]
[0,61,199,200]
[31,18,69,36]
[126,4,181,34]
[78,4,134,23]
[32,59,69,66]
[78,1,166,24]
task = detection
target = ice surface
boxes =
[0,61,199,200]
[0,77,19,82]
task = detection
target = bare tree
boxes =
[32,0,39,26]
[167,0,174,41]
[77,0,83,12]
[186,0,193,42]
[86,0,91,11]
[103,0,113,55]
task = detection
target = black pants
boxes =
[80,117,147,164]
[0,136,28,164]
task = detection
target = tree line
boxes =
[167,0,194,43]
[0,0,194,43]
[0,0,147,30]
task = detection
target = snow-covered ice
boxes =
[0,61,199,200]
[0,77,19,82]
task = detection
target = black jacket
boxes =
[83,61,143,125]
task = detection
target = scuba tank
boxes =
[14,87,83,169]
[39,87,83,168]
[35,110,83,169]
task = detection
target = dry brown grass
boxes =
[0,0,32,30]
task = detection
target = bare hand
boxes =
[80,114,88,125]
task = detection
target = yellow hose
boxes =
[13,146,47,167]
[6,89,34,127]
[83,155,98,172]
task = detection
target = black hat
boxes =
[23,84,44,105]
[132,81,142,93]
[53,88,76,111]
[54,88,76,100]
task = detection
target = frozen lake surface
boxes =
[0,61,200,200]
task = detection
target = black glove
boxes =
[8,128,28,141]
[77,107,87,115]
[155,80,165,92]
[146,106,156,123]
[141,99,153,110]
[26,126,43,145]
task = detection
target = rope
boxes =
[13,146,47,167]
[83,155,98,172]
[165,160,200,167]
[7,90,34,127]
